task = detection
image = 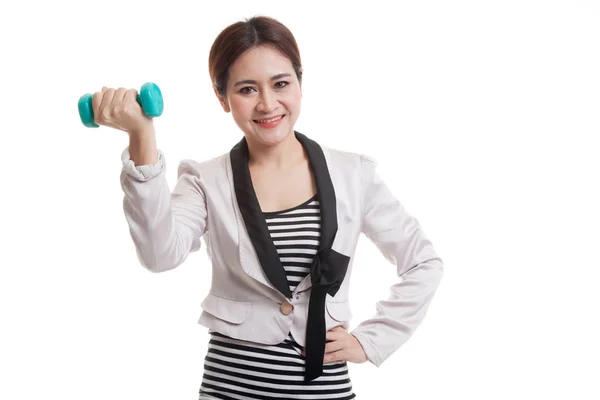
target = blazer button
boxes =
[280,300,294,315]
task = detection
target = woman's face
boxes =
[216,45,302,147]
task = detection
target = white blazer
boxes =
[119,131,444,371]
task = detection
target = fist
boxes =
[92,87,153,136]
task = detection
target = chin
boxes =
[244,125,294,147]
[256,132,291,147]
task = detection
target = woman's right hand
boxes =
[92,86,154,137]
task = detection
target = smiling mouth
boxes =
[253,115,285,123]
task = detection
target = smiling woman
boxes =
[112,13,443,400]
[198,16,357,399]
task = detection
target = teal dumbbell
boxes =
[78,82,164,128]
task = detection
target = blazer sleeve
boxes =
[119,147,208,273]
[350,154,444,367]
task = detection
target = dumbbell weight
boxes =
[78,82,164,128]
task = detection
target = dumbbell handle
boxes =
[78,82,163,128]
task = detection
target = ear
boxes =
[213,86,231,113]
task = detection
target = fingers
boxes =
[91,87,107,124]
[98,87,116,124]
[123,88,139,108]
[110,87,128,113]
[324,340,344,354]
[321,326,349,359]
[298,327,365,365]
[92,86,132,126]
[124,88,142,115]
[299,345,344,361]
[322,326,361,364]
[325,326,346,341]
[324,349,345,364]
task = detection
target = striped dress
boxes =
[199,195,356,400]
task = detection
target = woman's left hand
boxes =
[319,326,369,364]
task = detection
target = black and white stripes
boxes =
[199,195,356,399]
[199,332,356,399]
[264,195,321,293]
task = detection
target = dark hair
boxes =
[209,16,303,97]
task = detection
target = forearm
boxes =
[351,257,443,367]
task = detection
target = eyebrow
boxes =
[233,73,291,87]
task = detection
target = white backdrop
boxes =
[1,0,599,399]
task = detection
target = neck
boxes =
[247,131,305,170]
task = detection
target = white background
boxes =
[1,0,599,399]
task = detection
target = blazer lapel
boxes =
[294,132,337,251]
[228,131,348,301]
[292,132,339,293]
[230,138,293,299]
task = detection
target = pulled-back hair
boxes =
[209,16,303,97]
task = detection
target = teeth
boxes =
[256,115,283,123]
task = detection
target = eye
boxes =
[239,86,256,94]
[275,81,289,89]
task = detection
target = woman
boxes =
[92,16,443,400]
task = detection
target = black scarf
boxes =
[229,131,351,381]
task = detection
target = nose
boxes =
[256,89,278,113]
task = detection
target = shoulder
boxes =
[176,152,229,179]
[321,144,378,172]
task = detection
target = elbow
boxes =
[431,257,444,291]
[131,230,193,273]
[429,256,444,285]
[142,261,176,274]
[410,256,444,289]
[135,248,181,273]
